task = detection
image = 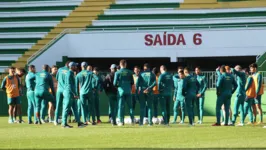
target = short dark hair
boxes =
[117,66,120,70]
[43,64,50,71]
[152,67,158,74]
[52,65,58,69]
[9,66,15,70]
[177,66,183,70]
[28,65,35,69]
[243,68,249,73]
[249,63,258,69]
[65,61,71,67]
[143,63,150,69]
[178,70,184,74]
[184,67,190,72]
[134,66,140,70]
[17,67,26,74]
[220,65,226,73]
[120,59,127,67]
[195,66,201,70]
[93,67,99,72]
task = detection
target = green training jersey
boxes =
[174,78,187,101]
[113,68,134,95]
[75,70,94,95]
[93,73,103,92]
[217,73,238,95]
[196,74,207,96]
[231,68,246,95]
[35,70,55,96]
[56,66,69,91]
[186,74,199,96]
[136,70,156,93]
[158,72,173,96]
[64,70,77,97]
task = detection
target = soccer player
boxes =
[62,62,85,128]
[25,65,37,124]
[213,66,237,126]
[152,67,160,119]
[249,63,264,124]
[14,67,26,123]
[113,59,134,126]
[76,62,96,125]
[244,70,255,125]
[132,66,140,112]
[1,67,21,123]
[48,65,58,123]
[184,67,199,126]
[87,65,93,72]
[34,65,55,124]
[231,65,246,126]
[173,66,184,122]
[195,66,207,124]
[103,64,118,125]
[158,65,173,126]
[136,63,156,126]
[93,67,103,123]
[54,61,70,125]
[172,70,186,124]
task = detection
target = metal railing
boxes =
[27,24,266,65]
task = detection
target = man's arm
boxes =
[1,77,6,91]
[75,75,79,96]
[56,68,60,81]
[200,76,208,95]
[182,78,187,96]
[232,78,238,94]
[256,73,263,95]
[216,75,223,91]
[148,73,156,90]
[49,74,55,97]
[158,74,162,92]
[113,72,118,87]
[245,76,253,91]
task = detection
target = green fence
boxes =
[0,90,265,117]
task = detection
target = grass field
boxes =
[0,116,266,149]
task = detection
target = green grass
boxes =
[0,116,266,149]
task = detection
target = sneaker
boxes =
[246,122,253,125]
[236,123,244,127]
[54,121,59,126]
[19,120,25,124]
[179,121,184,124]
[228,121,233,125]
[8,120,14,124]
[189,124,195,127]
[118,122,123,126]
[92,122,97,125]
[34,121,38,125]
[49,120,54,123]
[112,123,117,126]
[221,122,225,125]
[28,121,33,124]
[78,122,86,128]
[41,119,46,124]
[97,120,102,124]
[197,121,203,124]
[148,124,153,127]
[86,121,92,125]
[62,124,73,128]
[212,123,221,126]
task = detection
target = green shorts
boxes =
[254,95,262,105]
[7,96,21,105]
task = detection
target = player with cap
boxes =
[103,64,118,125]
[76,62,96,125]
[54,61,70,125]
[62,62,85,128]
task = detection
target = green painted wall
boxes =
[0,90,265,116]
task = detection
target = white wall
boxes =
[31,28,266,71]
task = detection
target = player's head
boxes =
[28,65,36,73]
[220,65,226,73]
[81,62,88,70]
[110,64,116,73]
[93,67,99,75]
[8,66,15,76]
[195,66,201,75]
[243,68,249,75]
[16,67,26,77]
[184,67,190,76]
[160,65,167,73]
[249,63,257,73]
[51,65,58,75]
[234,65,242,72]
[134,66,140,75]
[120,59,127,68]
[68,62,78,71]
[225,66,231,73]
[178,70,185,79]
[177,66,183,73]
[87,65,93,71]
[152,67,159,76]
[143,63,150,71]
[117,65,121,70]
[65,61,71,67]
[42,64,50,72]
